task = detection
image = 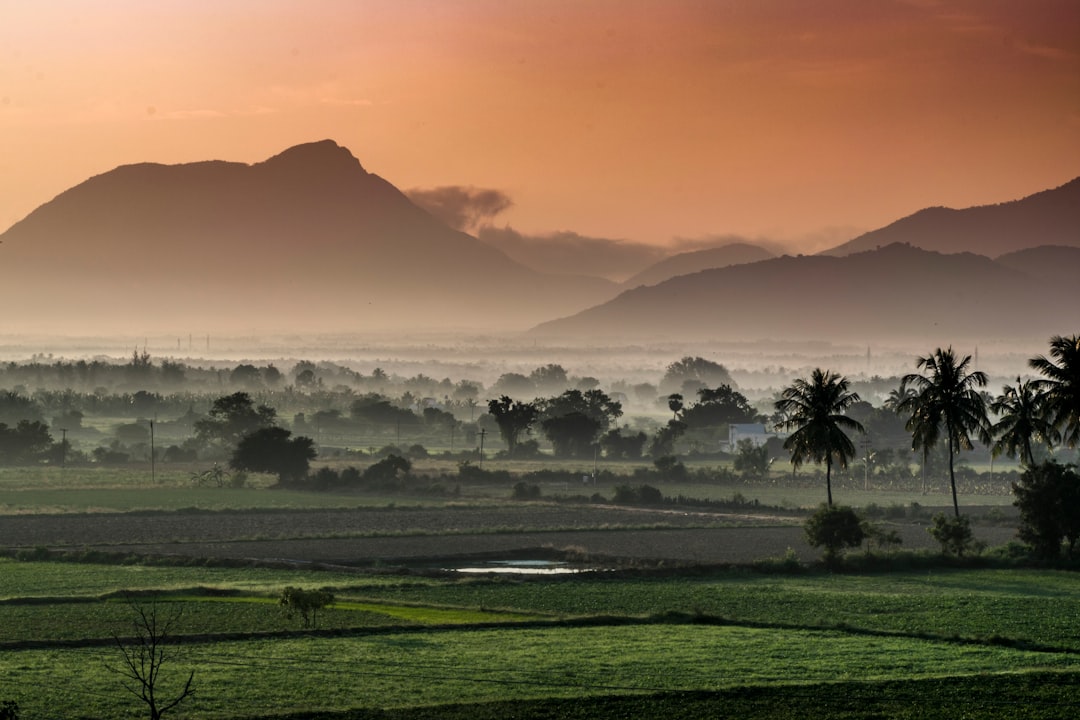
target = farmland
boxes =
[0,468,1075,719]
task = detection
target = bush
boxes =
[804,505,865,566]
[928,513,976,557]
[611,483,663,505]
[512,482,541,500]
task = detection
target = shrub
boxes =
[928,513,975,557]
[512,481,541,500]
[804,505,865,566]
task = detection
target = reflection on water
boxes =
[442,559,595,575]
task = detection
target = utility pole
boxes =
[149,420,155,484]
[478,428,486,469]
[59,428,67,470]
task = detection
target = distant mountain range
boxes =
[1,140,1075,345]
[621,243,775,288]
[0,140,616,334]
[531,243,1080,345]
[821,177,1080,257]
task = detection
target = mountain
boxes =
[530,243,1080,346]
[821,177,1080,257]
[0,141,616,335]
[995,245,1080,285]
[621,243,775,288]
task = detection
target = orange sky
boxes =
[1,0,1078,252]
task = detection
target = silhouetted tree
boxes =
[486,396,539,457]
[600,428,647,459]
[195,392,276,450]
[667,393,684,420]
[659,356,735,396]
[230,427,315,484]
[1030,334,1080,449]
[0,420,52,465]
[681,385,759,428]
[1012,460,1080,560]
[899,348,990,517]
[991,377,1057,467]
[106,600,194,720]
[775,369,864,507]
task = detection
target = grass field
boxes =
[0,462,1015,515]
[0,457,1068,720]
[1,558,1078,719]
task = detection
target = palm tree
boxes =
[990,377,1058,467]
[1029,334,1080,449]
[774,368,865,507]
[883,379,916,413]
[898,347,991,518]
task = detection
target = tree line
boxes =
[777,334,1079,561]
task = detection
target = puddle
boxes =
[440,559,597,575]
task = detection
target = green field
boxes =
[1,558,1078,719]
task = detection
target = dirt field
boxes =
[0,502,1020,566]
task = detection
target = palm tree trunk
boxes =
[948,436,959,518]
[826,456,833,507]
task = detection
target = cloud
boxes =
[477,226,668,282]
[670,233,793,256]
[405,186,513,232]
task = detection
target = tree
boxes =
[733,438,770,477]
[362,454,411,485]
[804,504,865,566]
[0,391,43,426]
[1029,334,1080,449]
[0,420,52,465]
[194,392,276,449]
[541,412,601,458]
[649,419,686,458]
[680,385,759,428]
[106,600,194,720]
[490,373,536,397]
[991,377,1057,467]
[350,393,419,426]
[230,363,263,389]
[1012,460,1080,560]
[486,396,539,457]
[775,369,865,507]
[279,586,335,629]
[599,428,647,460]
[538,389,622,458]
[667,393,684,420]
[899,348,991,518]
[529,364,569,394]
[230,427,316,484]
[659,356,735,396]
[882,379,916,413]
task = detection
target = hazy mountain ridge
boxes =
[993,245,1080,284]
[820,176,1080,257]
[530,243,1080,345]
[0,141,617,334]
[621,243,776,288]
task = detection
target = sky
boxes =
[1,0,1078,253]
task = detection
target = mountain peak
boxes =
[258,139,366,175]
